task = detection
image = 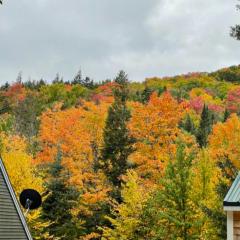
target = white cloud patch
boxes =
[0,0,239,83]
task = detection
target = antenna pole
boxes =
[24,198,32,217]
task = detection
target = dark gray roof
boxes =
[0,157,32,239]
[224,173,240,207]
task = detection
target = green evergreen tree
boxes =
[72,69,95,89]
[100,71,135,196]
[0,82,9,90]
[134,90,141,102]
[182,114,195,135]
[41,148,82,239]
[196,104,213,148]
[82,76,94,89]
[137,142,201,240]
[223,109,230,122]
[141,86,153,104]
[14,93,42,140]
[72,69,82,85]
[16,71,22,83]
[23,78,46,90]
[231,2,240,40]
[157,86,167,96]
[53,73,63,84]
[0,96,10,115]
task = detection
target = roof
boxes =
[224,173,240,207]
[0,157,32,240]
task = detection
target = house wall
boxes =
[0,170,28,239]
[234,212,240,240]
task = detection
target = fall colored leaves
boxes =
[129,92,183,185]
[36,92,184,190]
[2,69,240,239]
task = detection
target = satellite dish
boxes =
[20,189,42,211]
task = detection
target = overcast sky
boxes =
[0,0,240,83]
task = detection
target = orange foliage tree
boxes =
[92,82,117,104]
[128,92,184,185]
[3,82,26,107]
[36,101,111,215]
[209,114,240,169]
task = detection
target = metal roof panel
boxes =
[224,173,240,206]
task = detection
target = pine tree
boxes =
[53,73,63,84]
[0,82,10,90]
[100,71,135,195]
[41,148,82,239]
[182,114,195,135]
[157,86,167,96]
[72,69,82,85]
[138,142,202,240]
[82,76,94,89]
[16,71,23,83]
[141,86,153,104]
[223,109,230,122]
[72,69,94,88]
[231,2,240,40]
[196,104,213,148]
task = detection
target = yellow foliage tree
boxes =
[1,134,42,195]
[101,170,148,240]
[0,134,46,238]
[192,149,220,239]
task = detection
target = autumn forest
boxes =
[1,65,240,239]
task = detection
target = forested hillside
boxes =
[2,65,240,239]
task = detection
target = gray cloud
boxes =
[0,0,239,83]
